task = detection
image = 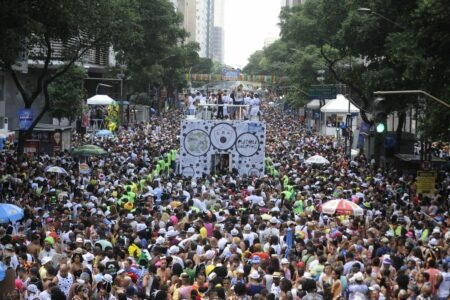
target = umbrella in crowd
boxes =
[0,203,24,223]
[95,129,113,137]
[45,166,68,175]
[72,144,107,157]
[95,239,113,251]
[305,154,330,165]
[321,198,364,216]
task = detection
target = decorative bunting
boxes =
[185,73,287,83]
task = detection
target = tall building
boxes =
[175,0,197,43]
[195,0,208,57]
[211,0,224,63]
[281,0,304,7]
[176,0,224,63]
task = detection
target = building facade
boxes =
[281,0,304,8]
[176,0,224,63]
[0,44,109,134]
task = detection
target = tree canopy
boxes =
[48,65,86,123]
[0,0,201,156]
[244,0,450,139]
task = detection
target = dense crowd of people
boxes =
[0,100,449,300]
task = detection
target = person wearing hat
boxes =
[348,272,368,299]
[270,271,282,298]
[39,256,53,279]
[368,284,382,300]
[268,217,280,237]
[38,236,56,262]
[93,274,115,300]
[247,270,264,296]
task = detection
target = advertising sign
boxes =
[416,170,436,195]
[18,108,33,130]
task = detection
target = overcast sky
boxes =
[223,0,281,69]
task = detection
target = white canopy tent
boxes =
[320,94,360,113]
[87,95,116,105]
[319,94,360,136]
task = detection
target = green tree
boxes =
[112,0,191,95]
[277,0,450,141]
[190,57,213,74]
[48,65,86,124]
[0,0,128,157]
[243,50,265,75]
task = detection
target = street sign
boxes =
[416,170,436,195]
[308,85,337,99]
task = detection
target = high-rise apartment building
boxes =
[210,0,224,63]
[175,0,198,44]
[195,0,208,58]
[281,0,304,7]
[175,0,224,63]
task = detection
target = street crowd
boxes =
[0,99,449,300]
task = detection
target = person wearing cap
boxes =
[375,237,391,258]
[378,255,396,282]
[250,255,261,273]
[280,257,292,281]
[243,224,258,247]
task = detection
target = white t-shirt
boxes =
[188,96,195,110]
[437,271,450,298]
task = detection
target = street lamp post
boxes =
[357,7,407,30]
[116,73,126,124]
[373,90,450,109]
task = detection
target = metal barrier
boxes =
[87,118,106,132]
[188,104,253,120]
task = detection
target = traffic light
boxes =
[373,97,387,133]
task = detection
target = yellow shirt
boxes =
[199,227,207,239]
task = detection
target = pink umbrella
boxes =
[321,199,364,216]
